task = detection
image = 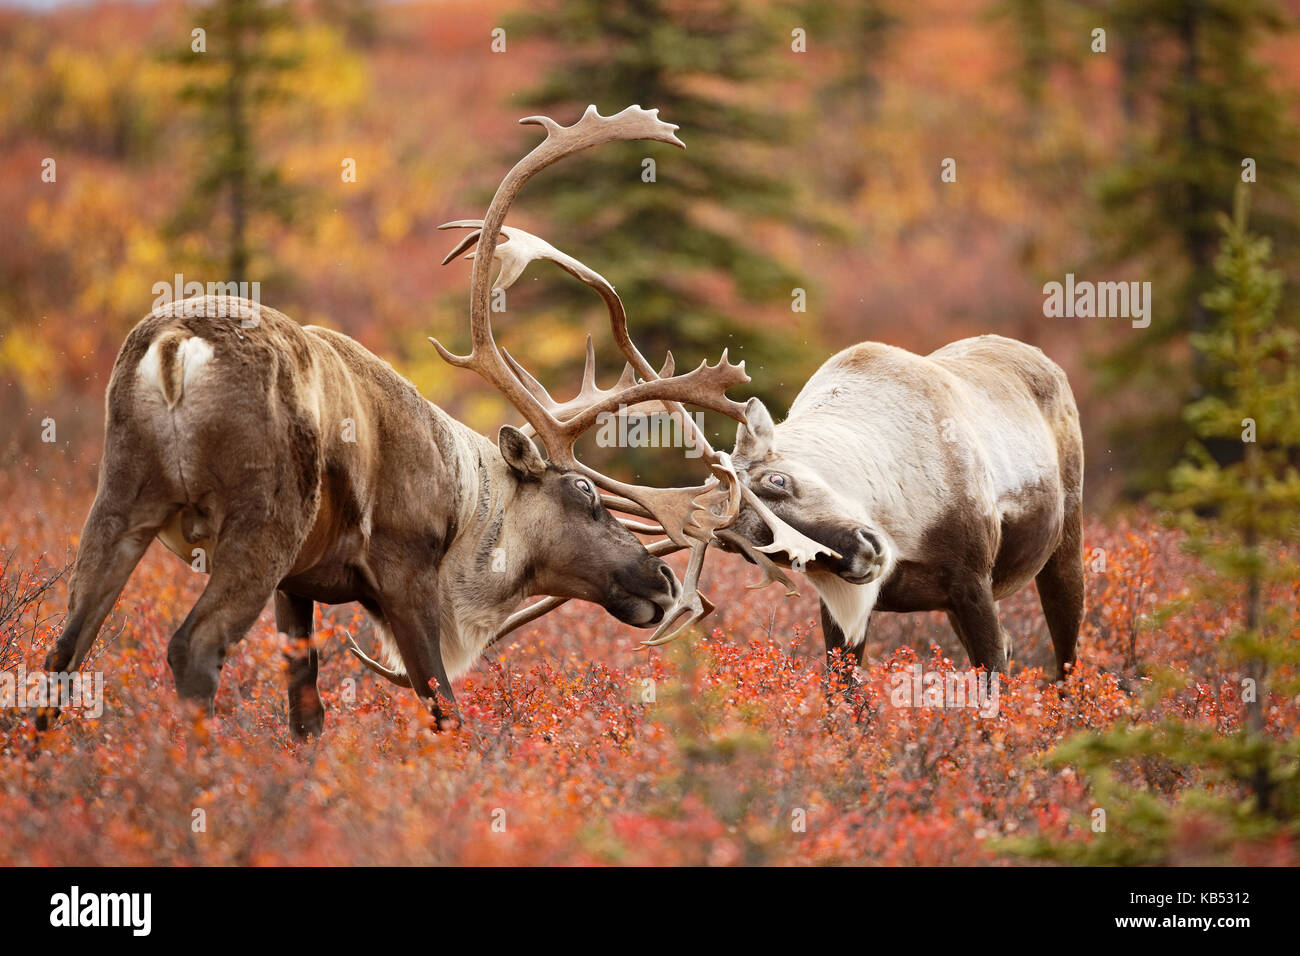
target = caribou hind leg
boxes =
[167,505,307,711]
[38,494,172,730]
[275,590,323,739]
[1034,504,1084,682]
[45,498,170,675]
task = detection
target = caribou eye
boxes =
[573,477,595,498]
[766,473,790,489]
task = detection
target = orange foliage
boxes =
[1,464,1295,865]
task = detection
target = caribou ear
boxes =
[499,425,548,481]
[734,397,776,462]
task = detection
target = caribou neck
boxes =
[433,413,539,666]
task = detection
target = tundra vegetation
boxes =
[1,501,1295,864]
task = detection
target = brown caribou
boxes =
[39,106,824,737]
[722,337,1085,683]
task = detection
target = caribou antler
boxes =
[437,105,834,647]
[439,220,837,558]
[429,105,690,446]
[346,634,411,688]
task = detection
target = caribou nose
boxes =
[856,528,881,554]
[656,560,681,599]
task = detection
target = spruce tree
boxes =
[1093,0,1300,493]
[497,0,822,415]
[1011,189,1300,865]
[168,0,303,282]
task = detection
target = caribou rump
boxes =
[726,335,1085,682]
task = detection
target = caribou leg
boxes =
[820,599,865,691]
[167,506,305,709]
[944,578,1007,674]
[1034,504,1084,682]
[38,496,171,731]
[376,588,459,731]
[276,591,323,739]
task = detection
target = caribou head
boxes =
[727,397,888,586]
[492,423,679,628]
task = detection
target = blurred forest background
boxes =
[2,0,1299,508]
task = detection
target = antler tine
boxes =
[346,634,412,689]
[600,493,656,521]
[538,354,749,453]
[617,517,666,535]
[500,337,666,436]
[714,529,801,596]
[638,539,716,647]
[438,223,485,266]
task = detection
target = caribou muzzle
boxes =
[727,505,886,585]
[607,555,681,627]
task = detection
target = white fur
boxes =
[807,571,882,649]
[437,605,511,681]
[138,335,215,407]
[136,340,165,393]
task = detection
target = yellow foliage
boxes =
[266,24,368,115]
[378,206,412,244]
[0,325,58,395]
[461,390,514,436]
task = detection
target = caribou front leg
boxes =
[945,577,1008,674]
[378,586,459,731]
[820,598,866,692]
